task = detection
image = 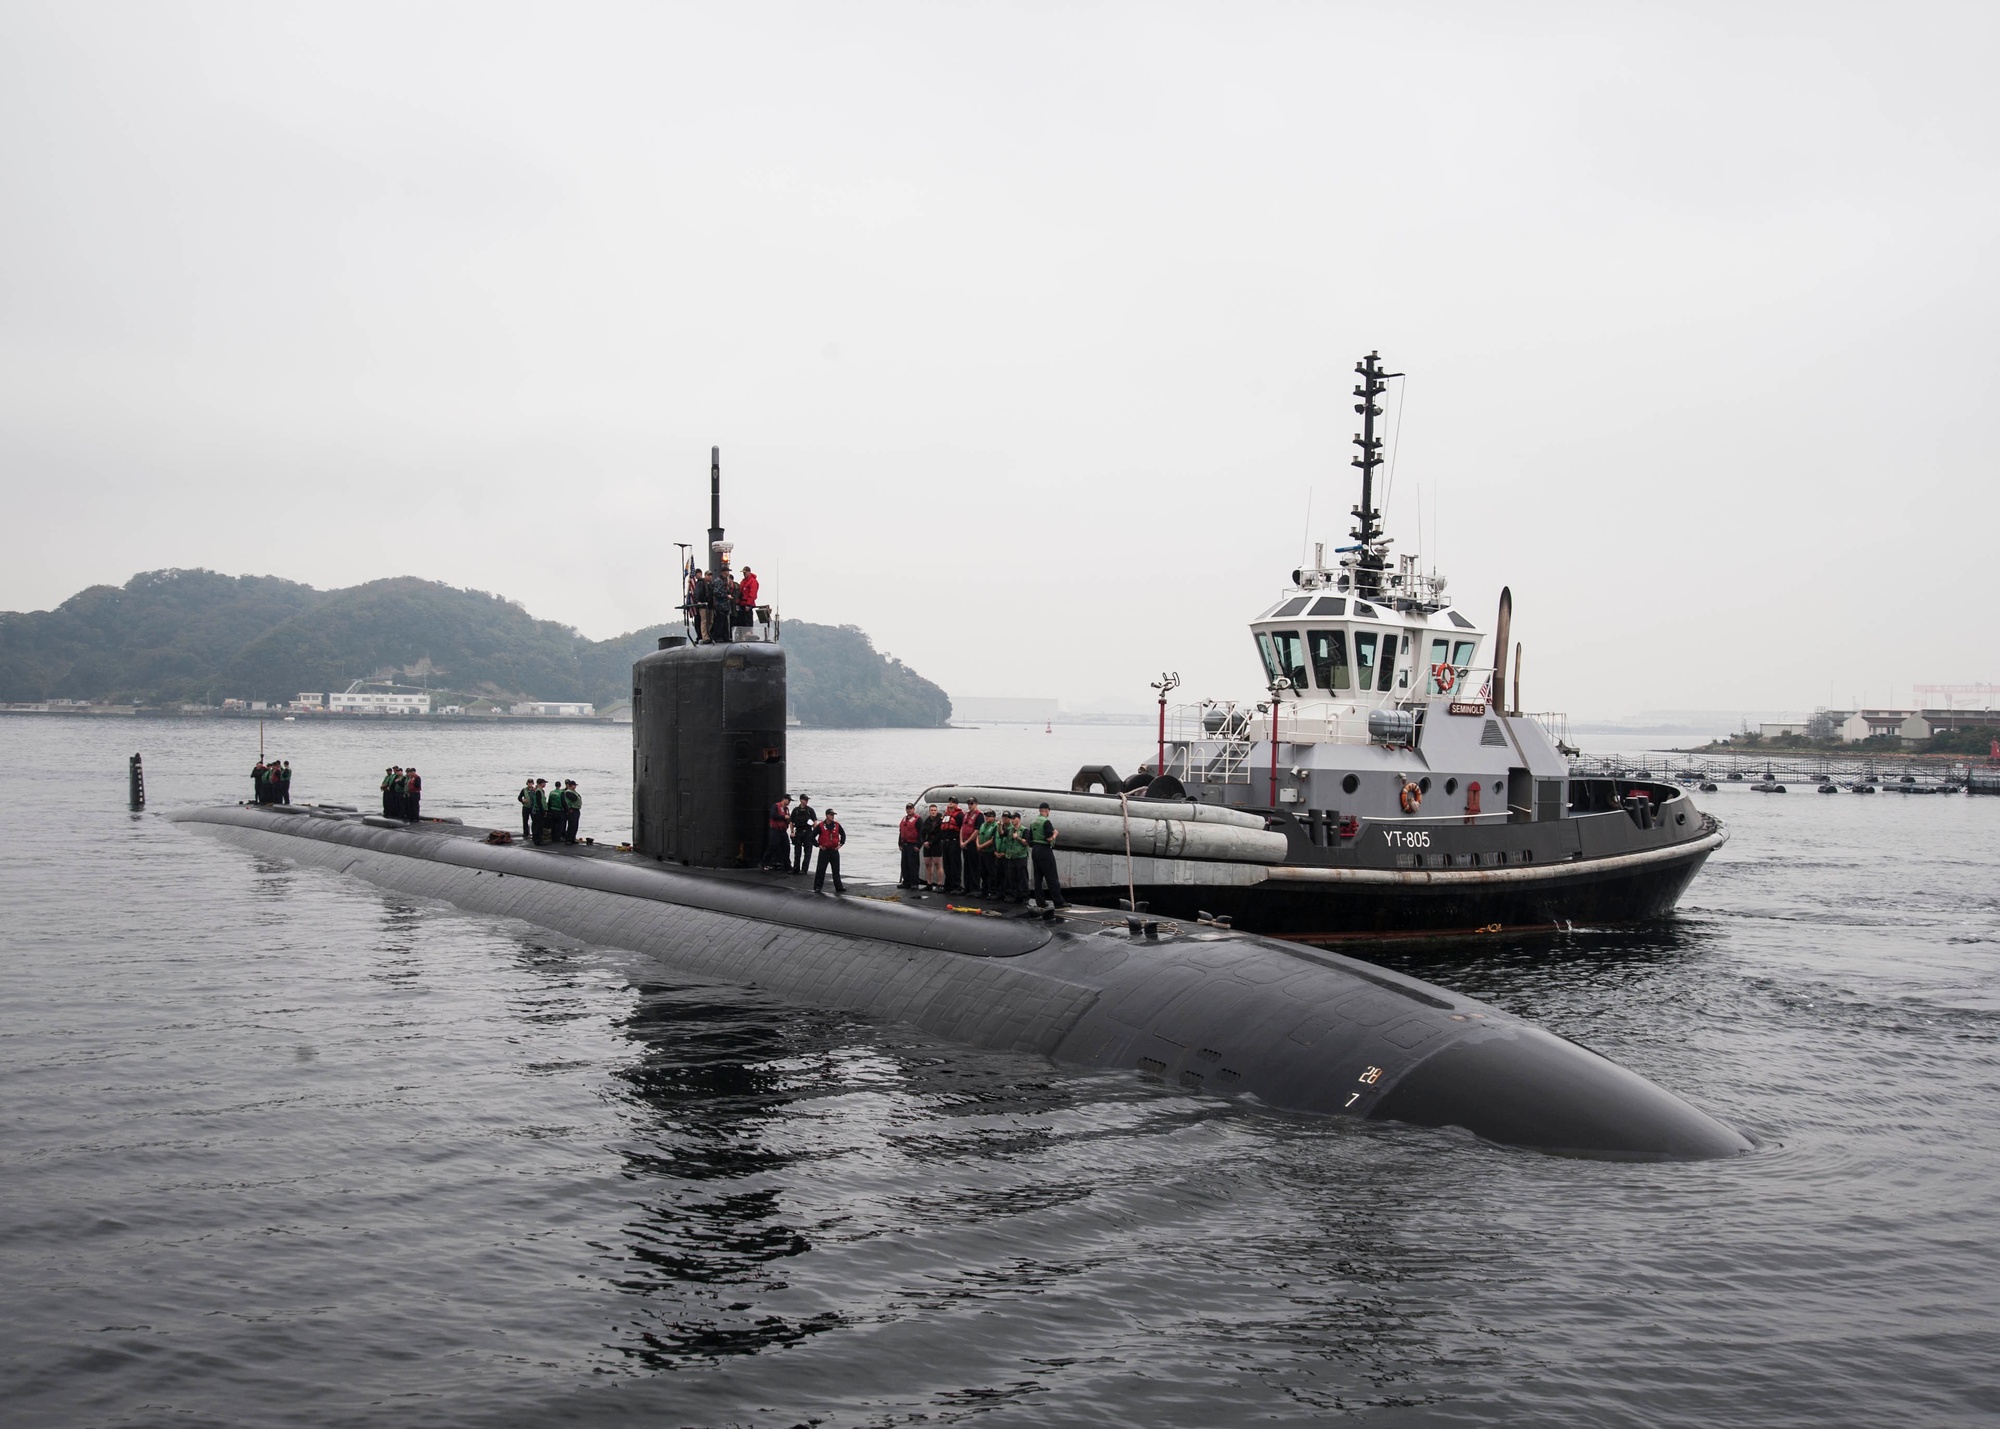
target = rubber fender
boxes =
[1121,773,1152,793]
[1071,764,1124,795]
[1144,775,1188,800]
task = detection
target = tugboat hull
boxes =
[1054,826,1722,942]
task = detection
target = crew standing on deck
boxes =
[919,803,943,890]
[764,794,793,871]
[404,767,421,821]
[1028,802,1066,910]
[690,567,713,643]
[789,794,816,873]
[381,767,396,817]
[897,803,921,889]
[276,760,292,805]
[1001,812,1032,902]
[740,566,760,616]
[529,778,548,844]
[959,802,984,896]
[972,808,997,897]
[940,799,964,894]
[252,759,268,804]
[562,780,582,843]
[518,778,536,840]
[813,808,847,894]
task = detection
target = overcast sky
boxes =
[3,1,1995,718]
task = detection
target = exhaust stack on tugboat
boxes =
[948,352,1726,943]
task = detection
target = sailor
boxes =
[717,569,740,638]
[1028,801,1067,910]
[940,799,964,894]
[972,809,997,898]
[278,760,293,805]
[390,767,409,819]
[919,803,943,890]
[958,801,985,896]
[739,566,760,616]
[789,794,817,873]
[563,780,582,843]
[897,803,921,889]
[812,808,847,894]
[404,767,421,821]
[252,759,268,805]
[529,778,548,844]
[764,794,794,871]
[690,568,713,643]
[996,812,1031,902]
[518,779,536,840]
[381,767,397,817]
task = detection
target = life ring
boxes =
[1431,663,1457,694]
[1399,782,1423,814]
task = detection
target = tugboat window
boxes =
[1276,597,1311,618]
[1452,640,1477,669]
[1428,638,1450,693]
[1379,637,1398,692]
[1342,773,1359,794]
[1309,629,1351,690]
[1354,631,1380,690]
[1354,602,1377,618]
[1445,778,1459,795]
[1269,630,1308,690]
[1255,632,1281,685]
[1310,597,1346,617]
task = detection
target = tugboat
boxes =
[926,352,1726,942]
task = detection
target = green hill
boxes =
[0,569,953,727]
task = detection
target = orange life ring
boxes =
[1431,663,1457,694]
[1399,782,1423,814]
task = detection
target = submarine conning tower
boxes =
[631,447,787,867]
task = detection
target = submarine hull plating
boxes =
[169,805,1749,1161]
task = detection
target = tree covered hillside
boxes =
[0,569,953,726]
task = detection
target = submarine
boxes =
[169,450,1750,1161]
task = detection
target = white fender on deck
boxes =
[918,786,1287,864]
[919,785,1272,831]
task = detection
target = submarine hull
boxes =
[168,805,1749,1161]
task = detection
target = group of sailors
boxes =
[379,766,423,821]
[518,778,583,845]
[900,798,1066,908]
[249,759,293,805]
[682,562,762,643]
[762,795,848,892]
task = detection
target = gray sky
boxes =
[4,1,1995,718]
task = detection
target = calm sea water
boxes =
[3,716,1997,1427]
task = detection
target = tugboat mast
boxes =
[1349,351,1400,599]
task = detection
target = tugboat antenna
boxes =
[1350,351,1401,599]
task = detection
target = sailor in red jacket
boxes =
[813,809,847,895]
[938,800,964,893]
[763,794,793,871]
[896,803,921,889]
[740,567,760,612]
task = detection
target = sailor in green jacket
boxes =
[562,780,582,843]
[1027,801,1066,910]
[518,779,536,840]
[995,811,1031,903]
[381,767,396,817]
[529,778,548,844]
